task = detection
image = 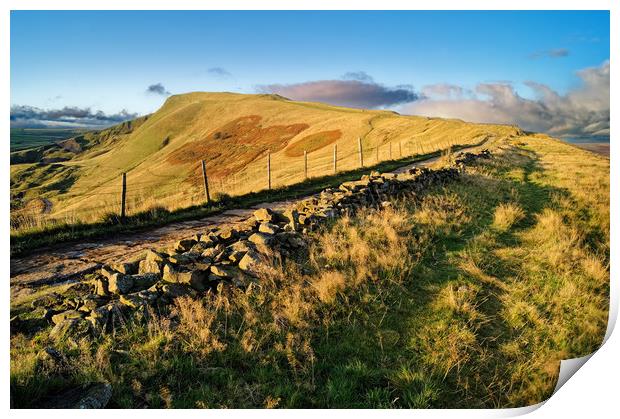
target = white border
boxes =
[3,2,616,418]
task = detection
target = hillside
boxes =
[10,92,521,228]
[10,134,609,408]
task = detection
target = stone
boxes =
[280,209,300,231]
[95,278,109,296]
[78,296,104,313]
[168,253,196,265]
[111,262,138,275]
[228,240,255,253]
[174,238,197,253]
[253,207,274,223]
[86,303,120,331]
[163,264,208,291]
[228,250,246,263]
[108,273,134,295]
[210,264,235,279]
[100,266,117,280]
[189,242,209,253]
[41,382,112,409]
[130,273,159,291]
[49,318,91,341]
[51,310,83,325]
[219,228,238,242]
[248,232,273,247]
[160,283,197,300]
[258,222,278,235]
[120,290,158,309]
[202,244,225,259]
[179,271,209,291]
[238,251,262,276]
[199,234,219,247]
[138,250,167,275]
[31,292,63,309]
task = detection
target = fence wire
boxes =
[11,135,483,232]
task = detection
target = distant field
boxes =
[10,128,84,151]
[571,142,610,157]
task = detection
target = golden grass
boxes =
[492,202,525,231]
[10,134,609,408]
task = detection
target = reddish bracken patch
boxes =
[166,115,309,185]
[284,130,342,157]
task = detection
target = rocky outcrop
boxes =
[40,382,112,409]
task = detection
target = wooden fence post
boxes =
[399,141,402,157]
[358,137,364,167]
[304,150,308,180]
[389,142,392,160]
[201,160,210,204]
[120,172,126,221]
[267,152,272,190]
[333,144,337,174]
[376,143,379,162]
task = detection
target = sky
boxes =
[10,10,610,139]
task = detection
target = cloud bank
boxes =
[258,75,419,109]
[146,83,170,96]
[404,61,609,139]
[10,105,138,129]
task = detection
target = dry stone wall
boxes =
[12,150,492,342]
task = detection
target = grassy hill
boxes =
[10,92,521,230]
[10,134,609,408]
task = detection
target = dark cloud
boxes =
[10,105,138,129]
[258,77,419,109]
[403,61,609,139]
[146,83,170,96]
[529,48,570,59]
[207,67,232,77]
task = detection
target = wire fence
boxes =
[10,134,485,232]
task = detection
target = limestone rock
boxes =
[94,278,109,296]
[248,232,273,247]
[253,207,274,223]
[174,238,197,253]
[138,250,167,274]
[49,318,91,341]
[163,264,208,291]
[258,222,278,235]
[120,290,158,309]
[238,251,262,276]
[51,310,83,325]
[210,264,236,279]
[111,262,138,275]
[41,382,112,409]
[130,273,159,291]
[108,273,134,295]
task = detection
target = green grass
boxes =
[10,128,84,152]
[10,136,609,408]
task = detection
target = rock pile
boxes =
[21,151,491,340]
[454,149,491,166]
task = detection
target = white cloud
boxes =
[403,61,609,138]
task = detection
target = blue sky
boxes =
[10,10,610,138]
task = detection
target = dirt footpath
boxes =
[10,156,442,293]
